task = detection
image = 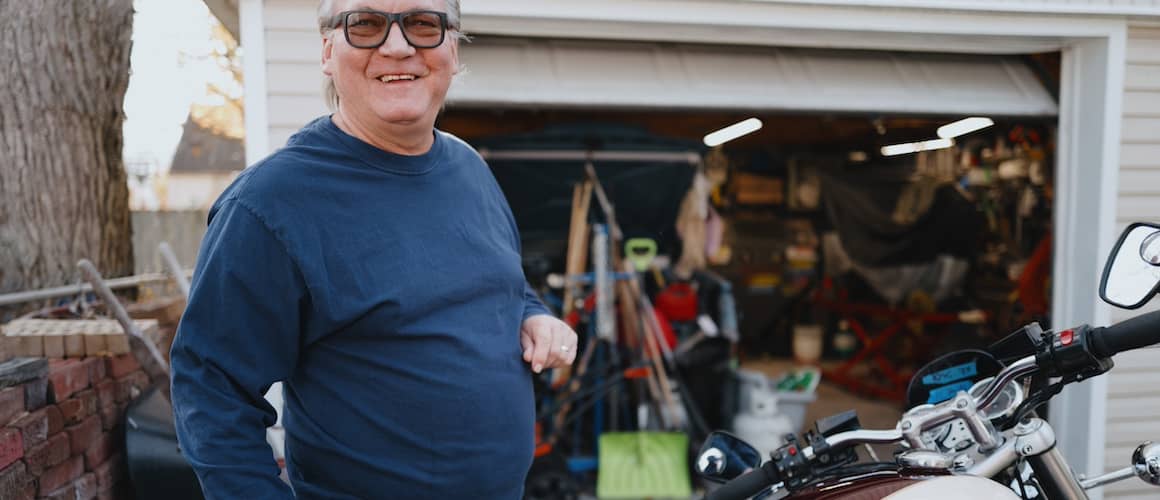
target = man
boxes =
[170,1,579,498]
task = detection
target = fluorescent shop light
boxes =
[703,118,763,147]
[880,138,955,157]
[937,117,994,139]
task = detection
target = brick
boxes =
[64,334,86,358]
[42,334,65,358]
[24,432,69,475]
[57,390,97,426]
[13,336,42,358]
[38,455,84,496]
[0,428,23,470]
[83,335,107,358]
[44,406,63,436]
[22,378,47,412]
[127,297,186,326]
[40,485,76,500]
[7,410,48,450]
[114,372,149,403]
[92,453,122,490]
[84,358,107,386]
[73,472,98,500]
[40,484,75,500]
[48,360,89,403]
[105,355,139,380]
[83,433,116,470]
[66,415,101,456]
[93,381,115,409]
[0,358,48,390]
[0,386,24,426]
[0,462,34,500]
[98,404,119,432]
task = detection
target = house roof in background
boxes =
[170,115,245,174]
[203,0,239,41]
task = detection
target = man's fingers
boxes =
[543,323,577,369]
[530,326,552,373]
[520,332,534,362]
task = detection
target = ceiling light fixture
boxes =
[937,117,995,139]
[704,118,763,147]
[880,138,955,157]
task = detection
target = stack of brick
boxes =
[0,353,153,500]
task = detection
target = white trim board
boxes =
[459,1,1130,54]
[240,0,270,166]
[743,0,1160,17]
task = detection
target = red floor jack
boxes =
[812,280,987,402]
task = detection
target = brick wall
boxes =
[0,354,153,500]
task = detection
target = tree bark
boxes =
[0,0,135,296]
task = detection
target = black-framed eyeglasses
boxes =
[327,10,454,50]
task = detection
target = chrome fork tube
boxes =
[1027,447,1088,500]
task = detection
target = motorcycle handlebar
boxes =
[706,463,779,500]
[1089,309,1160,358]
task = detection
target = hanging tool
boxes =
[158,242,191,298]
[77,260,170,385]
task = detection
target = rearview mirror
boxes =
[1100,222,1160,309]
[696,431,762,483]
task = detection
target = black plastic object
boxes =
[697,431,763,484]
[124,386,204,500]
[1099,222,1160,309]
[906,350,1003,409]
[1090,309,1160,358]
[706,462,779,500]
[524,451,579,500]
[989,322,1047,366]
[804,410,861,472]
[815,410,861,438]
[676,337,733,432]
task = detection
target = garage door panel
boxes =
[450,36,1058,116]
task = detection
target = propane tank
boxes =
[732,370,796,460]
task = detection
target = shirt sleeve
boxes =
[522,281,551,320]
[170,199,304,500]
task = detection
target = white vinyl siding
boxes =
[262,0,327,146]
[1103,25,1160,500]
[748,0,1160,14]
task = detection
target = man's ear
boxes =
[449,37,460,75]
[321,33,335,76]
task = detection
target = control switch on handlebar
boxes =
[1037,325,1113,381]
[769,435,815,490]
[805,410,860,474]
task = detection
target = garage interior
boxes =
[437,39,1063,496]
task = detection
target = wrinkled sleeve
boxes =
[522,281,551,320]
[170,200,304,500]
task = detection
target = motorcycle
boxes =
[696,221,1160,500]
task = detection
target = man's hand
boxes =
[520,314,579,373]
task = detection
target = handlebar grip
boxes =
[706,464,778,500]
[1090,309,1160,358]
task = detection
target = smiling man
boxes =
[169,1,579,498]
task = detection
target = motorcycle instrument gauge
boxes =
[905,404,966,453]
[968,376,1025,421]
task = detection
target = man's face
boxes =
[322,0,459,132]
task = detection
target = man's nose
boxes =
[378,22,414,58]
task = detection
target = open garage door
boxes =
[449,36,1058,116]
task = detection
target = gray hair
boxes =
[318,0,466,111]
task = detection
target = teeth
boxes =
[379,74,417,82]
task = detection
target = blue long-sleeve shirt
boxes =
[170,116,549,499]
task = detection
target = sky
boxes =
[122,0,229,177]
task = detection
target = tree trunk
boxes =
[0,0,135,297]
